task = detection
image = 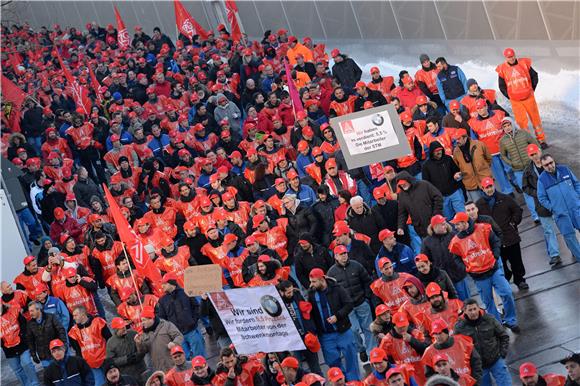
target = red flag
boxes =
[114,6,131,50]
[284,60,304,116]
[55,49,91,114]
[87,64,103,104]
[174,0,209,40]
[103,186,163,296]
[1,75,28,132]
[224,0,242,42]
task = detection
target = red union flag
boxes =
[103,186,163,295]
[1,75,28,132]
[284,59,304,116]
[225,0,242,42]
[114,6,131,49]
[174,0,208,40]
[55,49,91,114]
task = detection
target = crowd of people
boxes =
[1,17,580,386]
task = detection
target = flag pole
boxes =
[120,242,144,309]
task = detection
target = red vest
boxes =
[144,207,177,239]
[59,280,98,316]
[461,90,497,118]
[468,110,505,155]
[397,126,424,169]
[252,225,288,261]
[419,299,463,334]
[449,223,496,274]
[165,366,194,386]
[106,272,144,295]
[213,359,263,386]
[367,76,395,101]
[543,374,567,386]
[414,67,440,94]
[247,267,290,287]
[495,58,533,101]
[103,146,137,171]
[422,335,475,377]
[380,329,427,385]
[14,269,44,298]
[154,246,190,287]
[422,128,458,156]
[92,241,124,282]
[305,164,323,185]
[68,317,107,368]
[117,295,158,333]
[399,299,431,329]
[0,306,22,348]
[370,273,413,312]
[329,96,355,117]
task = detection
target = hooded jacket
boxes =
[346,203,385,254]
[422,141,462,196]
[421,224,467,283]
[293,237,334,289]
[452,138,493,191]
[396,171,444,238]
[499,117,539,172]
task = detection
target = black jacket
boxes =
[327,260,372,306]
[396,171,444,238]
[308,278,353,333]
[157,287,200,334]
[347,238,376,277]
[415,266,458,299]
[521,161,551,217]
[353,89,387,112]
[73,178,102,208]
[26,312,68,361]
[437,65,466,100]
[331,55,362,90]
[346,204,385,254]
[312,197,339,246]
[200,299,228,341]
[21,106,46,137]
[476,192,522,247]
[222,173,254,203]
[294,242,334,289]
[371,200,411,246]
[421,223,467,283]
[454,312,510,369]
[43,355,94,386]
[422,141,462,196]
[283,205,318,261]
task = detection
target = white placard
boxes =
[338,111,400,155]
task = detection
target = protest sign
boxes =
[329,104,411,169]
[209,286,306,354]
[183,265,223,297]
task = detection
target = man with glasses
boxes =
[537,154,580,262]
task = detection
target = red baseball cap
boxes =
[378,257,391,269]
[62,267,77,278]
[416,95,428,105]
[370,66,380,74]
[378,229,395,242]
[229,150,242,159]
[385,367,403,380]
[527,144,540,156]
[392,312,410,328]
[302,126,314,137]
[245,236,257,246]
[399,111,412,122]
[275,178,286,186]
[333,245,348,255]
[287,170,299,180]
[162,272,178,284]
[414,254,430,264]
[297,140,309,152]
[252,214,266,228]
[325,158,337,170]
[431,318,449,334]
[111,317,129,329]
[332,222,350,236]
[327,367,344,382]
[433,353,450,366]
[430,214,446,227]
[141,305,156,319]
[375,304,390,316]
[449,100,461,110]
[223,234,238,245]
[331,48,340,58]
[355,81,366,89]
[23,255,36,265]
[396,179,409,187]
[504,47,515,58]
[369,347,387,363]
[519,362,538,378]
[309,268,325,279]
[426,282,443,297]
[170,346,184,355]
[49,339,65,350]
[192,355,206,367]
[296,111,308,121]
[280,356,299,369]
[450,212,469,224]
[480,177,495,188]
[475,99,487,109]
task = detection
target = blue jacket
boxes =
[42,296,70,330]
[375,243,417,276]
[436,65,468,106]
[537,165,580,232]
[296,153,314,178]
[287,184,317,208]
[147,134,170,157]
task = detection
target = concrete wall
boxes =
[2,1,579,41]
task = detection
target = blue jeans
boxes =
[472,266,518,326]
[6,350,40,386]
[17,208,43,246]
[348,301,375,355]
[453,277,471,301]
[491,155,514,194]
[408,225,422,255]
[443,190,466,220]
[356,180,372,206]
[182,328,206,360]
[91,368,105,386]
[513,171,538,220]
[538,216,560,258]
[319,329,360,381]
[481,358,512,386]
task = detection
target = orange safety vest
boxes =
[0,305,22,348]
[143,207,177,239]
[68,317,108,369]
[461,90,497,118]
[267,194,284,216]
[117,295,158,333]
[106,272,144,296]
[495,58,533,101]
[305,163,323,185]
[247,267,290,287]
[367,76,395,102]
[92,241,124,282]
[370,273,413,313]
[468,110,505,155]
[329,96,356,117]
[59,281,98,316]
[449,223,496,274]
[418,298,463,334]
[380,329,427,385]
[414,67,440,94]
[165,366,194,386]
[399,299,431,329]
[154,247,190,287]
[422,127,458,156]
[13,269,45,299]
[397,126,423,169]
[543,374,567,386]
[224,203,251,232]
[422,335,475,377]
[252,225,288,261]
[320,140,340,156]
[213,359,263,386]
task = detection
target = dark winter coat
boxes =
[294,241,334,289]
[157,287,200,334]
[396,171,444,238]
[73,177,102,208]
[422,141,462,196]
[476,192,522,247]
[353,89,388,111]
[26,312,68,361]
[43,355,94,386]
[416,266,458,299]
[327,260,372,306]
[421,223,467,283]
[312,196,340,246]
[454,312,510,369]
[308,278,353,333]
[521,161,552,217]
[283,205,318,261]
[331,55,362,91]
[346,203,385,253]
[21,106,46,138]
[105,329,147,382]
[347,238,377,277]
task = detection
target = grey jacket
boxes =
[136,318,183,373]
[105,329,147,381]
